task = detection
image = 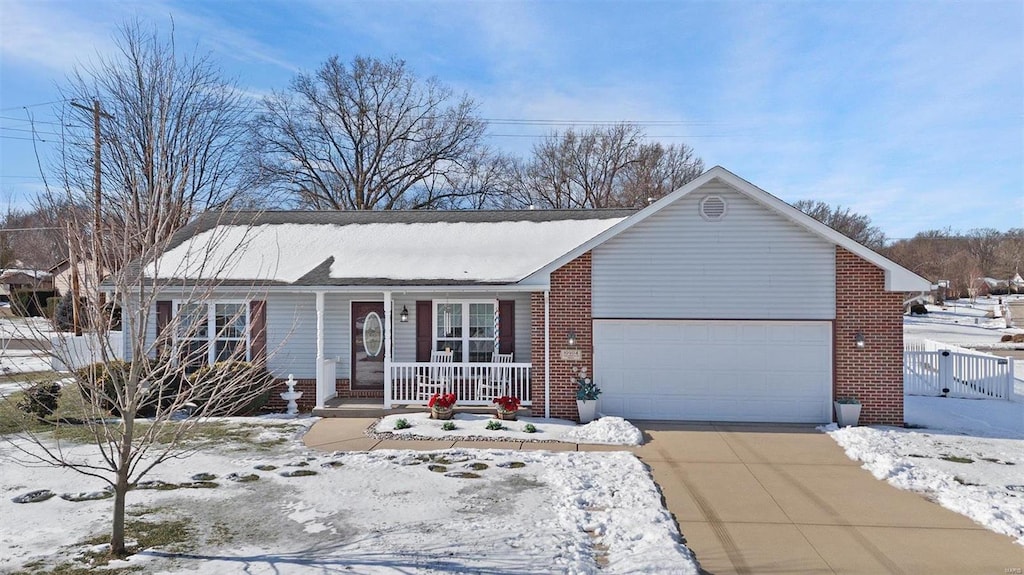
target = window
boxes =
[175,301,249,371]
[434,301,495,362]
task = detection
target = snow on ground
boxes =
[0,349,54,378]
[825,395,1024,546]
[904,296,1024,348]
[0,316,58,341]
[0,417,696,574]
[373,412,644,445]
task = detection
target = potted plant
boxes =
[492,395,520,421]
[834,397,861,427]
[575,368,601,423]
[428,392,457,420]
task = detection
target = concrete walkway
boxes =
[303,418,1023,575]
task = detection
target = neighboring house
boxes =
[49,259,100,296]
[130,167,929,425]
[0,268,54,297]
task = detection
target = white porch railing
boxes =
[904,342,1014,400]
[316,358,337,409]
[388,361,532,407]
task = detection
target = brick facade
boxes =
[531,252,593,421]
[834,247,905,425]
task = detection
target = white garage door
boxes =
[593,320,832,423]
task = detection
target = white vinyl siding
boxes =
[594,320,833,422]
[592,183,836,320]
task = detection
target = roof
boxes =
[525,166,931,292]
[147,209,634,286]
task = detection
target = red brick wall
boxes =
[834,247,905,425]
[531,252,593,421]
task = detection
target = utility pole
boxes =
[70,99,113,318]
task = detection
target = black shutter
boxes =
[499,300,515,356]
[249,300,267,365]
[416,300,432,362]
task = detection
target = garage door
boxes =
[593,320,832,423]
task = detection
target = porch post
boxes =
[544,289,551,418]
[383,291,393,409]
[315,291,325,409]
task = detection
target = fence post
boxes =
[1006,357,1016,400]
[938,350,953,394]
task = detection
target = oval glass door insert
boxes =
[363,311,383,357]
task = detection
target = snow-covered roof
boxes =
[0,269,52,281]
[148,210,632,286]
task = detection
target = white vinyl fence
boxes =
[904,339,1015,400]
[50,331,125,371]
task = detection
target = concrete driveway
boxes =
[634,422,1021,575]
[304,419,1022,574]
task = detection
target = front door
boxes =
[351,302,385,390]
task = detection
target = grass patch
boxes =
[10,514,194,575]
[953,476,980,486]
[940,455,975,464]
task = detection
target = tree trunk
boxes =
[110,470,129,557]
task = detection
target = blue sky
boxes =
[1,0,1021,238]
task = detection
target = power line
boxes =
[0,115,67,126]
[0,126,64,137]
[0,134,52,142]
[0,99,69,112]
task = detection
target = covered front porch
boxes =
[304,288,545,413]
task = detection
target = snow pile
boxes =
[373,412,644,445]
[1,418,692,573]
[563,416,645,445]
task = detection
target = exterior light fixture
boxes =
[854,332,865,349]
[567,329,577,347]
[399,305,409,323]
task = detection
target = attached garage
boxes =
[593,320,833,422]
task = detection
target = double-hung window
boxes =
[434,301,495,362]
[175,301,249,370]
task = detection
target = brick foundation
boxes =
[834,247,905,425]
[265,378,317,413]
[531,252,593,421]
[264,377,369,413]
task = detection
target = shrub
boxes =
[394,418,411,430]
[77,360,186,418]
[909,303,928,315]
[189,361,273,416]
[17,381,62,419]
[523,423,537,433]
[441,421,456,432]
[485,420,504,431]
[53,292,77,331]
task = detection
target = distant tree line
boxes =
[885,228,1024,298]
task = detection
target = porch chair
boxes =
[416,349,454,402]
[477,352,514,401]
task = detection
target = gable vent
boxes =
[699,195,727,221]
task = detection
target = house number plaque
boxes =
[560,349,582,361]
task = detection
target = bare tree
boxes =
[4,21,277,560]
[792,200,887,250]
[51,21,253,267]
[512,124,703,209]
[251,55,487,210]
[0,205,71,271]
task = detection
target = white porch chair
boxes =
[477,352,514,401]
[416,349,454,401]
